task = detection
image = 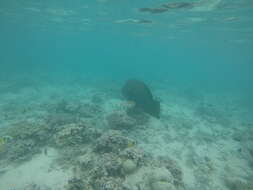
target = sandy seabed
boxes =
[0,79,252,190]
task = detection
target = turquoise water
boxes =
[0,0,253,189]
[1,0,253,85]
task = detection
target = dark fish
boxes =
[122,79,160,118]
[139,7,168,14]
[139,1,195,14]
[137,19,153,24]
[162,2,195,9]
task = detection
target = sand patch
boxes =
[0,148,72,189]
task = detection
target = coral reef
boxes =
[94,130,136,154]
[120,147,145,167]
[155,156,184,187]
[65,178,86,190]
[53,123,100,147]
[0,121,52,163]
[1,80,253,190]
[0,94,182,190]
[62,130,182,190]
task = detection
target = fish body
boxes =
[122,79,160,118]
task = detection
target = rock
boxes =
[147,167,175,190]
[149,167,174,183]
[151,181,175,190]
[122,159,137,174]
[157,157,183,187]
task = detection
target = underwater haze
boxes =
[0,0,253,190]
